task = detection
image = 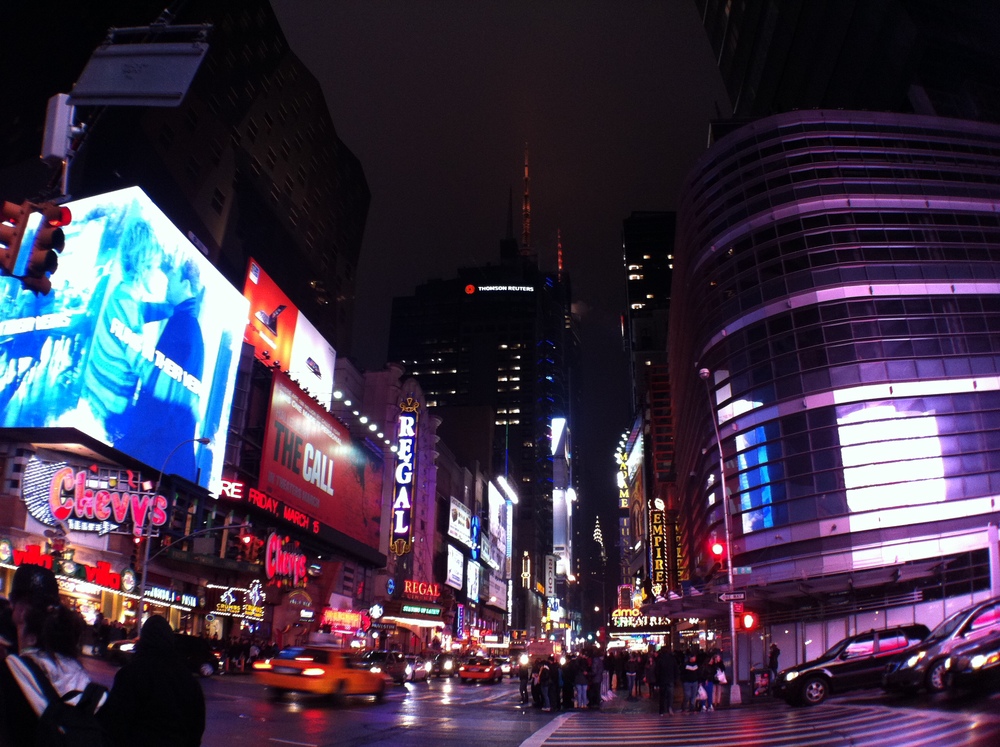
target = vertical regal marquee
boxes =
[390,397,419,556]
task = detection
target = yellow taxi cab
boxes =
[457,656,503,683]
[252,645,387,702]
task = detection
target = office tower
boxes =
[669,109,1000,668]
[387,203,579,637]
[696,0,1000,125]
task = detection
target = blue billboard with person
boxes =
[0,186,249,488]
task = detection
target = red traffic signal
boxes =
[0,201,30,275]
[20,202,71,294]
[737,610,759,631]
[710,540,726,558]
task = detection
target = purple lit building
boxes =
[668,110,1000,669]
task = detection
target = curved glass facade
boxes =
[670,111,1000,602]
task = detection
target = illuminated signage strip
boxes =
[610,607,672,629]
[218,480,322,535]
[390,397,419,556]
[476,285,534,292]
[648,503,667,588]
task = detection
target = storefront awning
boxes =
[381,599,445,629]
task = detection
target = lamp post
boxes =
[135,436,211,627]
[698,368,741,705]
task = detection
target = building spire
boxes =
[521,143,531,256]
[557,228,563,280]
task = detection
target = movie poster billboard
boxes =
[243,259,336,410]
[0,187,248,490]
[259,370,382,550]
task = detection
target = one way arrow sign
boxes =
[718,591,746,603]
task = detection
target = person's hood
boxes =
[6,651,104,716]
[138,614,176,657]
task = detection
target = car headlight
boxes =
[785,671,799,682]
[371,666,382,673]
[519,654,529,666]
[458,666,466,672]
[120,642,136,653]
[405,665,413,676]
[905,651,926,669]
[424,662,433,672]
[444,661,453,670]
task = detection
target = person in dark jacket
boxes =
[680,652,702,712]
[0,564,97,747]
[99,615,205,747]
[655,646,678,715]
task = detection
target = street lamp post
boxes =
[699,368,741,705]
[135,436,211,627]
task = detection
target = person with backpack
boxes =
[0,563,108,747]
[99,614,205,747]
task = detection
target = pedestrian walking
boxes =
[99,614,205,746]
[539,657,552,711]
[625,653,639,700]
[681,652,702,712]
[518,654,531,703]
[768,643,781,681]
[709,652,728,709]
[655,645,677,715]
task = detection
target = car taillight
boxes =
[302,667,325,677]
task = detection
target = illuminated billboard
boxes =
[0,187,247,490]
[260,370,382,550]
[243,259,336,410]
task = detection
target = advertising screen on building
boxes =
[0,187,247,490]
[447,497,473,548]
[446,544,464,590]
[259,370,382,550]
[243,259,336,410]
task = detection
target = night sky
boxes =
[270,0,732,547]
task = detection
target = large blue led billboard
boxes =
[0,187,249,489]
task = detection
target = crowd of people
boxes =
[519,649,606,711]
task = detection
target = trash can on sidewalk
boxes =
[751,668,771,697]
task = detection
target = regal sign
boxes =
[390,397,419,556]
[403,580,440,600]
[264,533,308,588]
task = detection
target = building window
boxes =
[210,188,226,215]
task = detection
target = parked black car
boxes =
[946,628,1000,692]
[774,624,930,706]
[883,596,1000,694]
[107,632,221,677]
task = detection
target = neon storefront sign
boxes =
[390,397,419,556]
[21,458,167,535]
[264,533,307,588]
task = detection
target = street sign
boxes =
[733,566,753,575]
[733,602,744,614]
[718,591,747,603]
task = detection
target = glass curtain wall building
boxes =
[670,110,1000,652]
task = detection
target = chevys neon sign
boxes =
[264,533,308,587]
[390,397,419,556]
[21,458,167,535]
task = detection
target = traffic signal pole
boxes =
[700,368,742,705]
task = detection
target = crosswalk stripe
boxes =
[529,706,1000,747]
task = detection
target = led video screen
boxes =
[0,187,248,489]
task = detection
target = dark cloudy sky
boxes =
[270,0,731,532]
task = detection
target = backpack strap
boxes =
[17,655,71,706]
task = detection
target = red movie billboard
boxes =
[259,371,382,550]
[243,259,336,409]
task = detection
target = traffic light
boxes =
[737,610,759,631]
[710,540,726,560]
[0,201,30,275]
[20,202,71,294]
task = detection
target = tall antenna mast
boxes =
[521,143,531,255]
[557,228,563,280]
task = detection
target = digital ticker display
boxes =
[0,187,248,489]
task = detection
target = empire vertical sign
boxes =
[390,397,419,556]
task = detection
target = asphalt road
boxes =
[83,659,1000,747]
